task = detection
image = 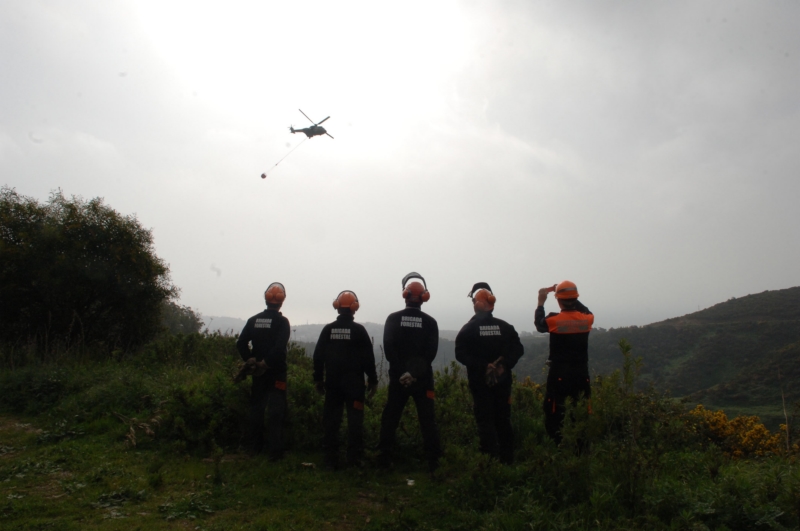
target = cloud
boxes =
[2,1,799,332]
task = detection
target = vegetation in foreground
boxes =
[547,287,800,429]
[1,335,799,530]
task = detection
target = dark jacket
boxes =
[236,308,291,374]
[534,301,593,364]
[383,306,439,380]
[313,313,378,391]
[455,312,524,386]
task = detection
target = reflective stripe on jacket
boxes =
[534,302,593,364]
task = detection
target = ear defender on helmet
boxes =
[264,282,286,305]
[332,290,360,312]
[468,282,495,312]
[555,280,579,300]
[472,289,496,312]
[401,272,430,303]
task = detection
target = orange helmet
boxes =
[402,272,430,303]
[472,289,496,312]
[332,290,360,312]
[555,280,579,300]
[264,282,286,306]
[404,282,430,302]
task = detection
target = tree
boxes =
[160,300,203,335]
[0,186,177,353]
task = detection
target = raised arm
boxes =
[534,285,557,333]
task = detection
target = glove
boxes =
[485,364,498,387]
[253,360,268,377]
[315,381,325,395]
[233,357,258,383]
[485,357,505,387]
[399,372,416,387]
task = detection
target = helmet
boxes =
[332,290,360,312]
[404,281,429,302]
[472,288,496,312]
[264,282,286,305]
[402,272,430,303]
[555,280,579,300]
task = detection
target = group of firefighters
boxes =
[235,273,593,472]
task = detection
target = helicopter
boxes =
[289,109,334,139]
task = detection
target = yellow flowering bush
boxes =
[519,376,544,394]
[689,405,783,458]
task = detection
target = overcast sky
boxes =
[3,1,799,332]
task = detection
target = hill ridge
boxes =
[581,286,800,428]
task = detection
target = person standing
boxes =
[313,290,378,469]
[377,273,442,472]
[534,280,594,445]
[455,282,524,464]
[236,282,291,459]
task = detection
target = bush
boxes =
[0,187,177,361]
[689,405,784,458]
[4,334,798,529]
[159,301,203,335]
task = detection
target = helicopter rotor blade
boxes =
[326,132,334,139]
[299,109,315,124]
[316,116,330,125]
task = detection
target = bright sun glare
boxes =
[134,1,471,133]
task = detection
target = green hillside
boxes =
[260,289,800,428]
[516,287,800,428]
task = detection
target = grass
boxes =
[1,414,460,531]
[2,335,799,530]
[3,411,798,530]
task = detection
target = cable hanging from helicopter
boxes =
[261,109,333,179]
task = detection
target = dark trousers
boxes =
[469,379,514,464]
[543,363,591,444]
[250,373,287,457]
[378,377,442,465]
[322,385,365,466]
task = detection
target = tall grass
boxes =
[1,333,798,529]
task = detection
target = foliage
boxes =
[516,287,800,430]
[159,300,203,335]
[1,335,799,529]
[689,405,784,458]
[0,186,177,360]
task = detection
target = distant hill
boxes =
[202,315,460,343]
[205,289,800,427]
[202,315,246,334]
[202,315,462,369]
[518,287,800,428]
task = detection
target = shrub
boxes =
[5,333,798,529]
[689,405,784,458]
[0,187,177,359]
